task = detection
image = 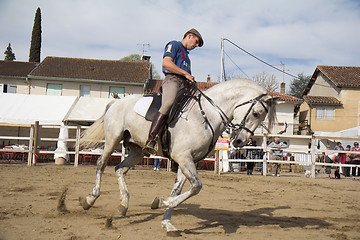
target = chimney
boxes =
[280,82,285,94]
[207,74,211,83]
[141,55,151,62]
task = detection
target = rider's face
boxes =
[186,34,200,50]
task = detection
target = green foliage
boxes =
[288,73,311,98]
[29,7,42,62]
[120,54,142,62]
[4,43,16,61]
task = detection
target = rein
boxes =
[191,84,268,153]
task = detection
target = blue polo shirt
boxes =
[162,41,191,75]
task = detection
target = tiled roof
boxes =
[267,90,303,103]
[317,65,360,87]
[0,61,38,77]
[303,95,342,106]
[30,56,151,83]
[145,80,301,103]
[304,65,360,95]
[144,79,218,93]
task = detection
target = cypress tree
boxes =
[29,7,42,62]
[4,43,16,61]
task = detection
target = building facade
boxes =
[299,66,360,133]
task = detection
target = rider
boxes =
[143,28,204,155]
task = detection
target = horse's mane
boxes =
[265,97,277,132]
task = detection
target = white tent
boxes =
[64,97,115,124]
[315,126,360,149]
[0,93,77,125]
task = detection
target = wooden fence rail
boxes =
[0,123,359,178]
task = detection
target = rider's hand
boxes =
[185,73,195,83]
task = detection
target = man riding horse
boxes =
[143,28,204,155]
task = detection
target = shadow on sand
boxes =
[117,204,331,235]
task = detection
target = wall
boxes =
[27,78,144,98]
[308,73,339,96]
[301,73,360,133]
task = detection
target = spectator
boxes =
[324,144,341,179]
[334,142,344,151]
[153,158,161,171]
[268,137,287,177]
[349,142,360,176]
[342,145,352,177]
[245,138,259,175]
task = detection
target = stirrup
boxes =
[143,140,158,155]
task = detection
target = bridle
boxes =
[192,86,269,152]
[229,93,268,136]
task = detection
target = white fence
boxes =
[0,122,359,178]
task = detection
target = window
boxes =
[109,86,124,98]
[80,85,91,97]
[316,107,334,120]
[46,83,62,95]
[0,84,16,93]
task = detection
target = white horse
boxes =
[79,78,277,236]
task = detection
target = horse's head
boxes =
[230,94,277,148]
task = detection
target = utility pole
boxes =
[220,37,225,82]
[137,43,150,56]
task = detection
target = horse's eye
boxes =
[253,112,259,118]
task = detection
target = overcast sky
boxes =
[1,0,359,92]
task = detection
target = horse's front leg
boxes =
[115,143,144,216]
[79,151,111,210]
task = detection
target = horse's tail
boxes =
[79,101,115,149]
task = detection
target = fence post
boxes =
[262,134,268,176]
[74,126,80,167]
[32,121,39,165]
[27,124,34,166]
[310,135,316,178]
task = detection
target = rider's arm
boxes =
[162,56,195,82]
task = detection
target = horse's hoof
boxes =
[167,230,181,237]
[151,197,160,209]
[79,197,92,210]
[118,204,128,216]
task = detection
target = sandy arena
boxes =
[0,163,359,240]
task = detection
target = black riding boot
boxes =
[143,111,167,155]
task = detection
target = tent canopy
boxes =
[0,94,116,126]
[64,97,115,125]
[0,93,77,125]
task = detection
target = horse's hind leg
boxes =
[154,168,187,235]
[79,138,119,210]
[115,142,144,216]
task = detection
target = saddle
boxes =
[135,83,197,171]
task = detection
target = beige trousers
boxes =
[159,74,187,115]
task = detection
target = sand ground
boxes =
[0,163,359,240]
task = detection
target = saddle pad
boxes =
[134,93,162,121]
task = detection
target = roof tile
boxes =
[30,56,151,83]
[267,90,303,103]
[317,65,360,88]
[303,95,342,106]
[145,80,301,103]
[0,61,38,77]
[144,79,218,93]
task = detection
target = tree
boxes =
[4,43,16,61]
[252,71,279,91]
[29,7,42,62]
[120,54,142,62]
[288,73,311,98]
[120,54,161,79]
